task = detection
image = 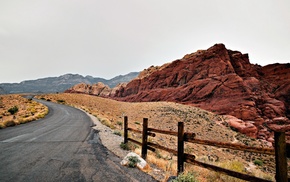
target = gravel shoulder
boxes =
[87,113,165,181]
[87,113,129,158]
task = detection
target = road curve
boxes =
[0,99,156,182]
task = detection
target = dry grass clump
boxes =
[37,93,278,181]
[193,159,274,182]
[0,94,48,128]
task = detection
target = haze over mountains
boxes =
[0,72,139,94]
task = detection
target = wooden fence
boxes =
[123,116,289,182]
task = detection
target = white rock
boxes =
[120,152,148,169]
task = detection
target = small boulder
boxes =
[120,152,148,170]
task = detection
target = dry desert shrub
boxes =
[171,172,198,182]
[0,94,48,128]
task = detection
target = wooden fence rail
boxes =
[123,116,289,182]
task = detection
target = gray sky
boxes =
[0,0,289,83]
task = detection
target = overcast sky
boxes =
[0,0,289,83]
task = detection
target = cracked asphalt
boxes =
[0,99,157,182]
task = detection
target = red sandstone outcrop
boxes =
[65,82,112,97]
[110,83,127,96]
[110,44,290,143]
[65,43,290,144]
[223,115,258,138]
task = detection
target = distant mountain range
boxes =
[0,72,139,94]
[0,87,6,94]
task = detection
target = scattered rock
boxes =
[121,152,148,170]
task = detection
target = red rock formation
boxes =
[110,44,290,143]
[65,43,290,144]
[262,64,290,118]
[65,82,112,97]
[65,83,91,94]
[223,115,258,138]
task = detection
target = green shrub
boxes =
[172,172,197,182]
[8,106,19,115]
[120,142,130,150]
[254,159,263,166]
[127,156,140,168]
[113,131,122,136]
[57,99,65,103]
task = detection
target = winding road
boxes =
[0,99,156,182]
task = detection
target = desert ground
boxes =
[0,94,48,128]
[35,93,285,181]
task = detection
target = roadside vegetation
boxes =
[0,95,48,129]
[36,93,277,181]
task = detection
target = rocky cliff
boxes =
[65,44,289,143]
[110,44,290,143]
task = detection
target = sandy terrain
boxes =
[0,94,48,128]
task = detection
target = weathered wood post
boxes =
[178,122,184,175]
[124,116,128,144]
[142,118,148,160]
[274,131,287,182]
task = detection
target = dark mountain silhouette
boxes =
[0,72,139,94]
[0,87,6,94]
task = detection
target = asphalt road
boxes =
[0,99,156,182]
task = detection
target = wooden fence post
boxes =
[142,118,148,160]
[274,131,287,182]
[124,116,128,144]
[178,122,184,175]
